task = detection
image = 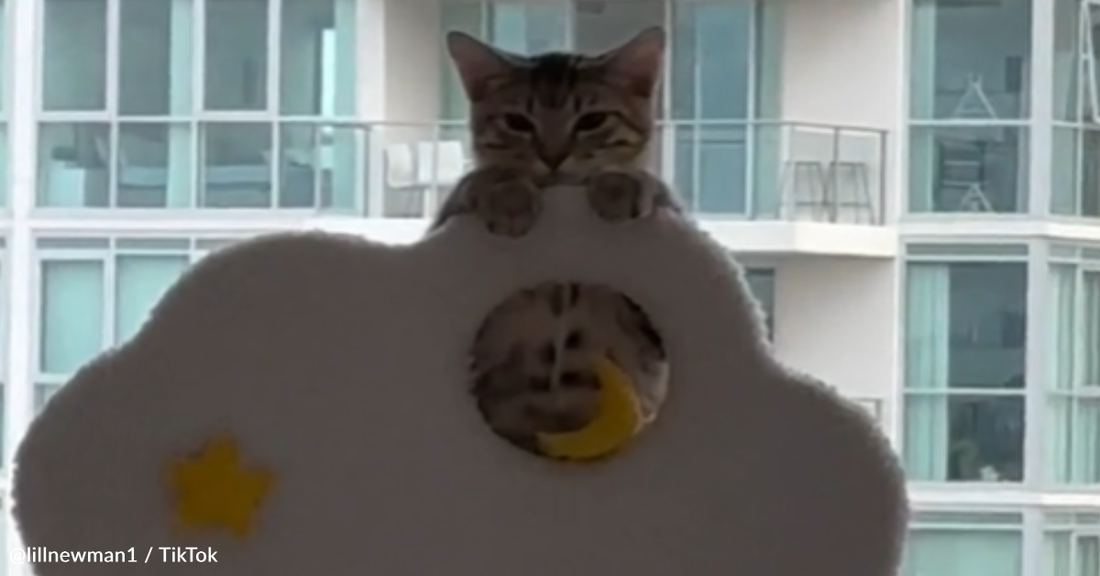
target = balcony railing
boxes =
[356,119,887,225]
[34,119,887,224]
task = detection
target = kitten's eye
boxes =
[573,112,609,132]
[502,113,536,133]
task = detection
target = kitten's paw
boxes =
[460,167,541,238]
[584,168,662,222]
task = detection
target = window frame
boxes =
[903,510,1026,576]
[1046,244,1100,486]
[1043,511,1100,576]
[900,243,1032,486]
[29,235,243,412]
[904,0,1037,217]
[34,0,359,212]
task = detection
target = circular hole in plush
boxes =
[469,281,668,461]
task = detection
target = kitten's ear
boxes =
[446,31,514,100]
[600,26,666,97]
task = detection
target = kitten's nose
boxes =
[537,148,568,170]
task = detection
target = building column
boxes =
[359,0,387,217]
[5,0,40,473]
[5,0,41,572]
[1028,0,1054,217]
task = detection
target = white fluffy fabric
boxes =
[12,187,907,576]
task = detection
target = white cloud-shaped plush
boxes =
[12,189,907,576]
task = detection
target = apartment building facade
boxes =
[0,0,1096,575]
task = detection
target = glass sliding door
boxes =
[669,1,755,215]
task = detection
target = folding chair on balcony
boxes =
[415,140,470,212]
[383,143,431,218]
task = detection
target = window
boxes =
[902,511,1023,576]
[37,0,360,211]
[1048,260,1100,485]
[1051,125,1100,218]
[909,125,1029,213]
[908,0,1031,214]
[42,0,108,112]
[1045,512,1100,576]
[903,259,1027,482]
[204,0,268,112]
[33,238,238,413]
[1051,1,1100,218]
[435,1,778,219]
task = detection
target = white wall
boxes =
[382,0,442,124]
[771,256,899,430]
[778,0,903,128]
[777,0,902,222]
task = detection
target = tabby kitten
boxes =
[429,27,679,455]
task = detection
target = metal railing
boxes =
[34,119,887,224]
[352,119,888,224]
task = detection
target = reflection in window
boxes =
[204,0,268,111]
[909,0,1031,120]
[118,0,193,116]
[904,262,1027,482]
[280,0,357,116]
[903,513,1023,576]
[198,122,273,208]
[36,122,111,208]
[1048,265,1100,485]
[41,0,108,111]
[909,125,1028,213]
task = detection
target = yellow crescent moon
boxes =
[536,356,643,461]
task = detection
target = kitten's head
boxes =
[446,27,665,175]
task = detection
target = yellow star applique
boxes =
[167,434,275,540]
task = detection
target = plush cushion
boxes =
[13,188,907,576]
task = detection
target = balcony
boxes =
[32,119,897,257]
[341,119,896,255]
